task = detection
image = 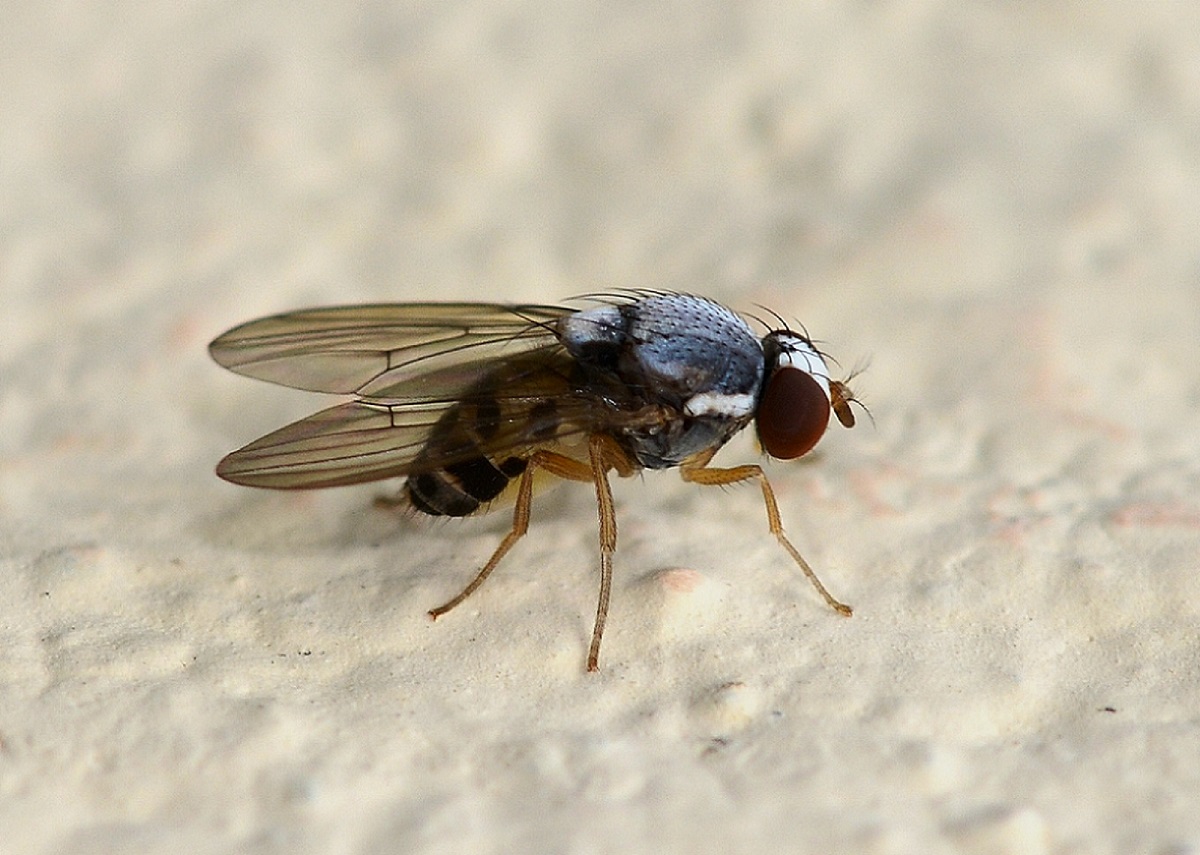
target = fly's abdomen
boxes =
[406,453,528,517]
[403,394,532,517]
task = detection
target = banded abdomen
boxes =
[406,441,529,517]
[403,360,573,518]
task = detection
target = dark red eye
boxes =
[755,367,831,459]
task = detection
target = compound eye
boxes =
[755,366,831,459]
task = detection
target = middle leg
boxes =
[584,433,638,671]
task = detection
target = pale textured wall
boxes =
[3,3,1200,853]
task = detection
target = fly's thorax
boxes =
[557,294,767,469]
[557,304,625,371]
[558,296,765,405]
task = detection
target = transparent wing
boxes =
[209,302,573,396]
[214,350,620,490]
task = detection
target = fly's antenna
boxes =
[833,358,874,427]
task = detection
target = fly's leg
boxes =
[584,434,637,672]
[428,449,594,620]
[680,455,852,617]
[429,434,635,672]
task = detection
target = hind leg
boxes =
[428,449,595,619]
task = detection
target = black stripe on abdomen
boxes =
[406,455,528,517]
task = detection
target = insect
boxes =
[209,291,860,671]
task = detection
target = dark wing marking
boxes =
[209,303,573,395]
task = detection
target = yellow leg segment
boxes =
[428,434,638,672]
[680,453,852,617]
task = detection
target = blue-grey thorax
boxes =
[558,294,766,469]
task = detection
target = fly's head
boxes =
[755,331,858,460]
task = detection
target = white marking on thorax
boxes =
[684,391,756,418]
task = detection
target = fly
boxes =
[209,291,861,671]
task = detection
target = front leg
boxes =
[680,453,852,616]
